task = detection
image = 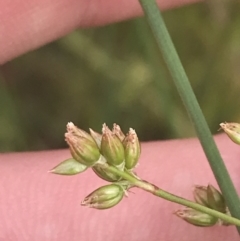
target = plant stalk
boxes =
[138,0,240,233]
[106,165,240,226]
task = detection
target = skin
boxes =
[1,0,239,240]
[0,0,200,64]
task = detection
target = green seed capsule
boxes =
[101,124,125,166]
[123,128,140,170]
[65,122,100,166]
[220,122,240,145]
[49,158,88,175]
[207,184,226,213]
[81,184,125,209]
[92,163,122,182]
[193,185,210,207]
[175,208,218,227]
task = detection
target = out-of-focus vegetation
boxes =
[1,1,240,152]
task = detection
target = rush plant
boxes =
[50,122,240,227]
[51,0,240,232]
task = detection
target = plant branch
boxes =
[138,0,240,232]
[106,165,240,227]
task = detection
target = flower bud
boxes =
[81,184,125,209]
[123,128,140,169]
[101,124,125,166]
[89,128,102,148]
[112,123,125,141]
[207,184,226,213]
[65,122,100,166]
[68,122,94,141]
[49,158,88,175]
[193,185,210,207]
[175,208,218,227]
[219,122,240,145]
[92,163,122,182]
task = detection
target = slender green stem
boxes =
[138,0,240,232]
[106,165,240,226]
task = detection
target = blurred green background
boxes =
[1,1,240,152]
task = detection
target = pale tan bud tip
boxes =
[112,124,125,141]
[219,122,240,145]
[102,123,110,134]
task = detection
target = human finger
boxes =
[0,0,201,64]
